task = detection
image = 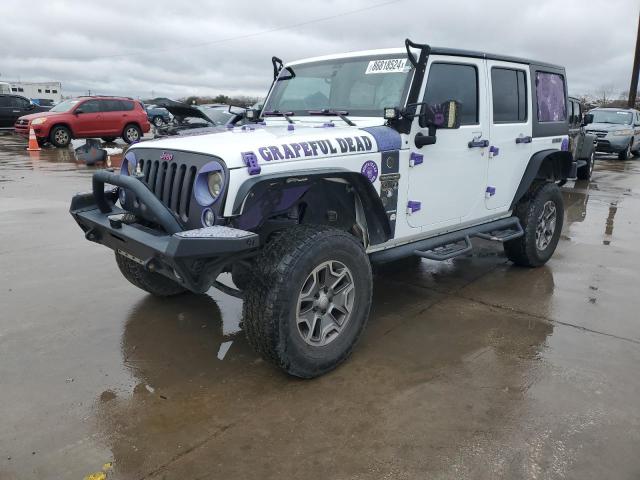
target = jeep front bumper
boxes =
[70,170,259,293]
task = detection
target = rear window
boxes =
[536,72,566,122]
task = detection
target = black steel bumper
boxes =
[70,170,259,293]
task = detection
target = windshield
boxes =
[263,55,413,117]
[197,107,233,125]
[50,99,80,113]
[590,110,633,125]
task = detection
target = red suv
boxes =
[15,96,151,147]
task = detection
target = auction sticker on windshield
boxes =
[365,58,408,74]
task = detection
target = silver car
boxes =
[585,108,640,160]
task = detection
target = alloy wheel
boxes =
[296,260,355,346]
[536,200,557,251]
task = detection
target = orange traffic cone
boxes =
[27,127,41,151]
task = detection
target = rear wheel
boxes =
[115,251,187,296]
[504,182,564,267]
[243,225,372,378]
[122,124,142,144]
[577,150,595,180]
[49,125,71,148]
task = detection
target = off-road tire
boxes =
[577,151,595,180]
[115,251,187,296]
[231,264,252,291]
[49,125,71,148]
[122,124,142,144]
[504,182,564,267]
[618,141,632,160]
[101,137,117,143]
[243,225,372,378]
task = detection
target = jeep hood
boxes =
[129,123,400,170]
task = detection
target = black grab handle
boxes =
[515,136,532,144]
[468,139,489,148]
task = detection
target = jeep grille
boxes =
[138,158,196,221]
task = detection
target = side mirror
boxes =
[74,108,84,115]
[28,103,36,110]
[582,113,593,126]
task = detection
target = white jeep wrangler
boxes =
[71,39,575,378]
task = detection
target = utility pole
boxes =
[628,12,640,108]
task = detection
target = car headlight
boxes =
[207,172,224,199]
[31,117,47,125]
[613,129,634,136]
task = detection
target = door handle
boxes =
[515,135,532,144]
[468,139,489,148]
[12,110,20,113]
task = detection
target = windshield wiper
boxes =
[263,110,295,124]
[307,109,356,126]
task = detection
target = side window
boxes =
[536,72,566,122]
[10,96,30,109]
[567,101,575,125]
[80,100,100,113]
[101,99,121,111]
[573,101,581,125]
[422,63,478,125]
[120,100,134,111]
[491,67,527,123]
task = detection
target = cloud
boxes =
[1,0,638,99]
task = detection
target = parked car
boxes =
[584,107,640,160]
[568,96,597,179]
[153,100,244,137]
[71,39,576,378]
[0,94,49,130]
[144,104,171,127]
[14,96,151,147]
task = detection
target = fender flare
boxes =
[231,168,392,245]
[510,149,574,209]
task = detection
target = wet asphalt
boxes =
[1,132,640,480]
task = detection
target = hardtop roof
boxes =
[288,46,563,70]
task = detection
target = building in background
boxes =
[0,81,62,105]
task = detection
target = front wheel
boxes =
[243,225,372,378]
[49,125,71,148]
[504,182,564,267]
[122,124,142,144]
[619,141,632,160]
[115,252,187,296]
[152,116,164,127]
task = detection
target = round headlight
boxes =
[207,172,223,198]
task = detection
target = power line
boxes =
[51,0,405,61]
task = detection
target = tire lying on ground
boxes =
[243,225,373,378]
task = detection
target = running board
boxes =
[415,236,472,261]
[370,217,523,264]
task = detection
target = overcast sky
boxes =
[1,0,638,100]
